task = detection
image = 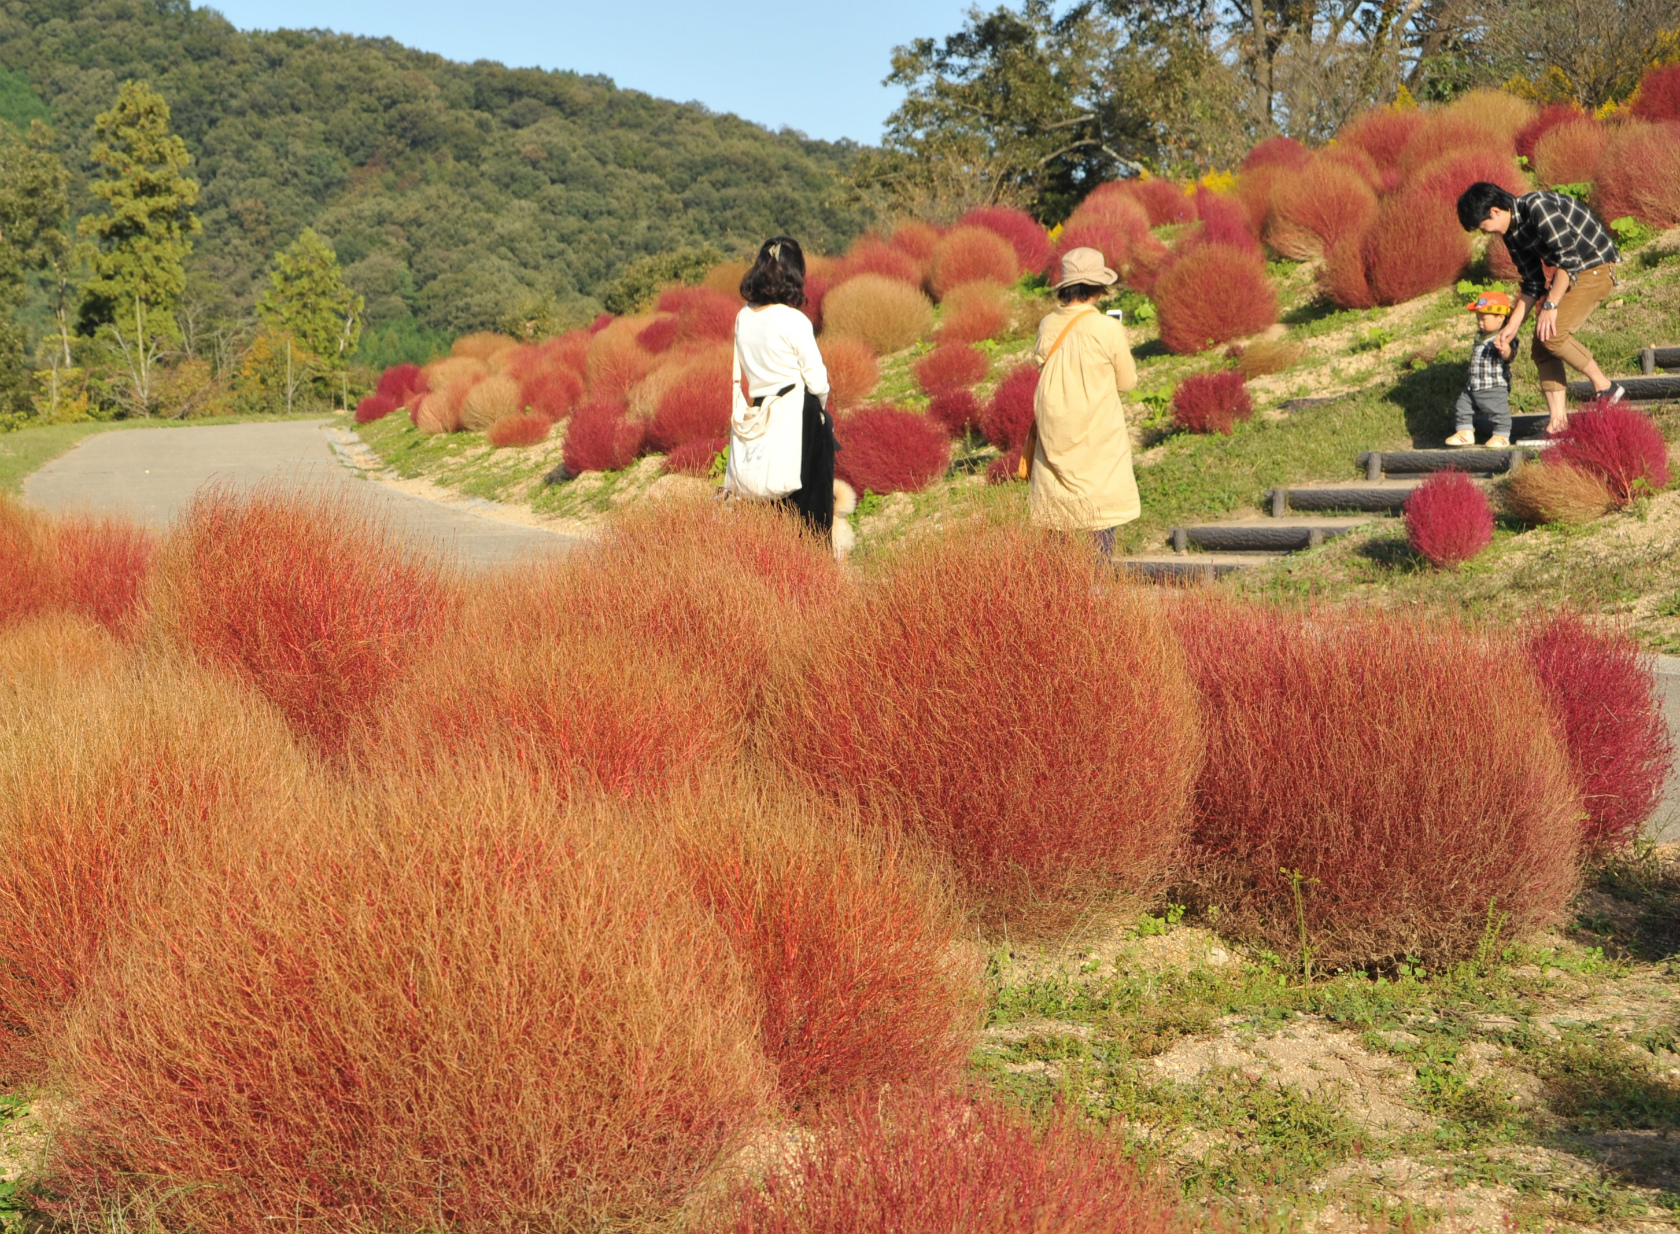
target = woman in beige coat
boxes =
[1026,247,1140,555]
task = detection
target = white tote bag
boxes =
[724,339,804,500]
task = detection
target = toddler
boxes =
[1446,292,1518,447]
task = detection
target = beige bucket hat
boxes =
[1055,246,1118,289]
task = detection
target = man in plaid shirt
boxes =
[1457,183,1624,434]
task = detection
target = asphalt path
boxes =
[22,419,573,568]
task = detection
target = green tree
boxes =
[257,228,364,365]
[0,120,70,422]
[76,80,201,414]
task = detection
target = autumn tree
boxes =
[0,120,69,420]
[77,80,201,415]
[256,228,363,365]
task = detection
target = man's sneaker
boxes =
[1600,383,1627,404]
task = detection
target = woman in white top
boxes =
[731,236,835,535]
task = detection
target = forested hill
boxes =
[0,0,868,343]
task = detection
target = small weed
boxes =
[1133,903,1185,937]
[1351,327,1393,354]
[1610,216,1656,251]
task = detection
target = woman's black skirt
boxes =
[781,391,836,536]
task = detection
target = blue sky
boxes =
[204,0,977,143]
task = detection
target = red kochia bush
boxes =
[1173,371,1254,435]
[1404,470,1494,568]
[1268,158,1379,259]
[486,412,552,447]
[929,388,983,438]
[1186,187,1261,256]
[521,365,585,421]
[649,358,731,452]
[1339,107,1426,183]
[54,514,156,639]
[727,1088,1181,1234]
[150,483,451,756]
[840,237,924,289]
[374,362,425,405]
[1532,117,1608,187]
[982,363,1038,450]
[833,406,950,495]
[564,398,646,473]
[663,435,726,475]
[1363,187,1471,304]
[1173,598,1582,969]
[1516,102,1584,160]
[773,522,1202,927]
[1243,135,1311,170]
[818,336,880,409]
[0,665,305,1087]
[1153,243,1278,354]
[665,780,979,1107]
[958,205,1052,274]
[0,496,54,629]
[1549,401,1671,505]
[912,343,989,394]
[929,226,1021,298]
[53,774,774,1233]
[1526,613,1673,854]
[1632,62,1680,122]
[354,393,396,422]
[1126,177,1197,225]
[1594,122,1680,228]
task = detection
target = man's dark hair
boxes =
[1057,282,1107,304]
[740,236,806,308]
[1456,182,1517,232]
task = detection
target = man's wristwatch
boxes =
[1540,300,1559,311]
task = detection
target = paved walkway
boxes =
[22,420,573,568]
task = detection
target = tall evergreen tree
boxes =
[256,229,364,365]
[0,120,69,419]
[76,80,201,342]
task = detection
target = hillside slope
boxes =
[0,0,866,339]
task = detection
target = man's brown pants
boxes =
[1533,264,1615,393]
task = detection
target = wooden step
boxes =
[1270,479,1427,514]
[1171,516,1374,553]
[1642,347,1680,375]
[1119,554,1280,583]
[1358,448,1528,477]
[1566,375,1680,401]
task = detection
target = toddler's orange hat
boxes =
[1465,291,1512,315]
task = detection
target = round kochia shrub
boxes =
[1267,158,1378,259]
[822,274,934,355]
[912,343,989,394]
[1153,243,1278,354]
[1502,458,1615,525]
[1594,121,1680,229]
[937,280,1011,344]
[149,484,451,757]
[833,406,951,495]
[929,388,982,438]
[771,522,1202,930]
[957,205,1051,274]
[1172,598,1582,970]
[564,398,646,473]
[727,1088,1181,1234]
[1632,62,1680,122]
[818,335,880,409]
[982,363,1037,450]
[1404,469,1493,569]
[1548,401,1670,505]
[1516,102,1584,160]
[0,663,307,1086]
[1525,613,1673,854]
[52,771,776,1233]
[929,226,1020,298]
[485,412,551,447]
[1172,370,1253,435]
[1532,117,1608,187]
[354,392,396,422]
